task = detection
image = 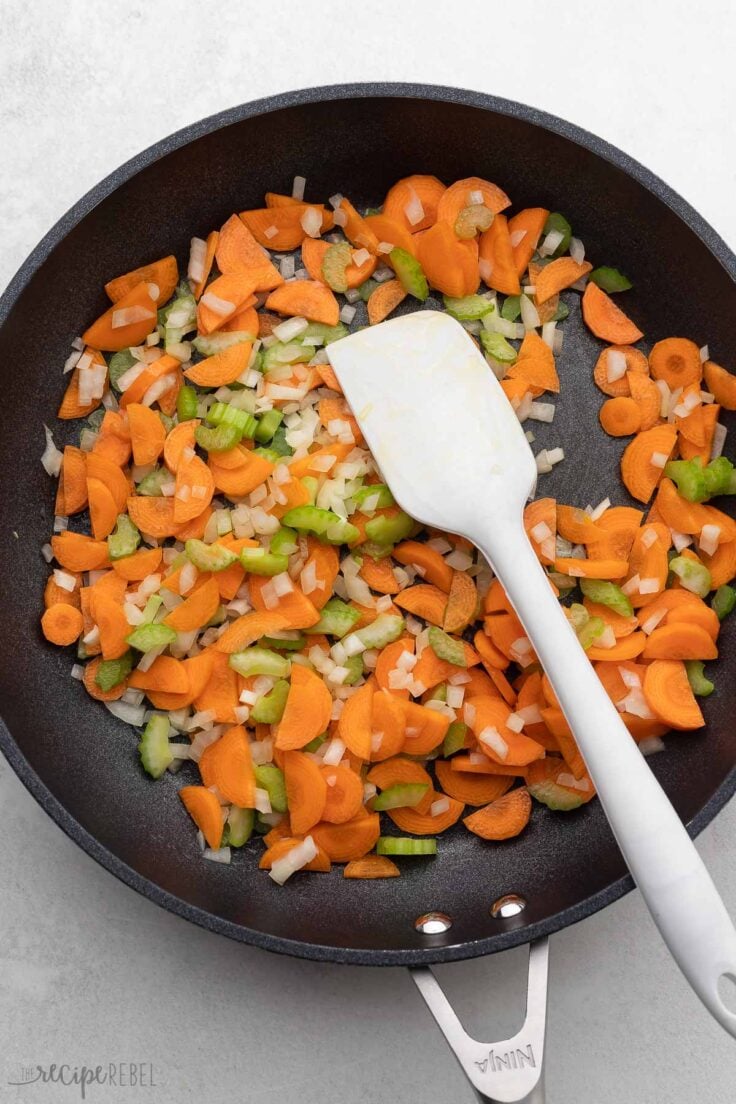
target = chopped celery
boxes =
[359,540,395,560]
[480,331,517,363]
[552,301,570,322]
[127,622,176,652]
[426,683,447,703]
[253,447,282,463]
[703,456,734,498]
[95,650,133,692]
[577,615,606,650]
[358,278,378,302]
[261,634,305,652]
[342,654,364,685]
[253,814,272,835]
[589,267,633,293]
[108,349,137,393]
[141,594,163,624]
[443,294,495,321]
[300,476,319,504]
[240,548,289,576]
[177,385,198,422]
[107,514,141,560]
[321,242,352,293]
[136,467,171,496]
[428,626,467,667]
[262,342,304,372]
[254,409,283,444]
[364,510,413,545]
[192,331,254,357]
[376,837,437,856]
[350,613,404,650]
[528,775,586,811]
[300,322,349,346]
[542,212,572,257]
[567,603,589,632]
[712,584,736,621]
[443,721,468,757]
[372,783,430,811]
[254,764,288,812]
[159,411,175,435]
[501,295,521,321]
[669,556,712,597]
[162,285,196,351]
[390,248,429,301]
[268,425,294,457]
[579,579,633,618]
[195,423,242,452]
[226,806,255,847]
[665,460,708,503]
[306,598,361,638]
[454,204,493,240]
[283,505,360,545]
[137,714,172,779]
[303,733,328,753]
[250,678,290,723]
[207,401,258,438]
[87,409,106,431]
[685,660,714,697]
[229,648,291,679]
[352,483,395,510]
[185,539,238,572]
[270,526,299,557]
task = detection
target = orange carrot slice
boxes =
[463,788,532,840]
[265,280,340,326]
[40,604,84,646]
[179,786,223,850]
[82,282,158,351]
[343,855,400,879]
[105,255,178,306]
[620,425,677,503]
[582,282,643,344]
[276,665,332,750]
[642,659,704,730]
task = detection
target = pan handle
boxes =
[410,938,548,1104]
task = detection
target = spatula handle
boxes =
[480,522,736,1037]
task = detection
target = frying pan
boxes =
[1,83,735,1102]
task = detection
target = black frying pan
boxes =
[1,85,735,979]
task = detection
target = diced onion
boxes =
[187,237,207,284]
[640,736,666,757]
[606,349,627,383]
[479,726,508,760]
[404,191,424,226]
[41,425,63,477]
[711,423,727,460]
[700,524,721,556]
[111,305,155,329]
[569,236,585,264]
[269,836,318,885]
[520,294,541,330]
[200,292,235,315]
[292,174,306,200]
[430,797,450,817]
[300,207,323,238]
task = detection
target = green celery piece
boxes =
[240,548,289,576]
[364,510,413,545]
[542,213,572,257]
[254,409,284,444]
[141,594,163,624]
[685,660,714,697]
[262,342,305,372]
[283,505,360,545]
[185,539,238,572]
[206,402,257,438]
[270,526,299,557]
[226,806,255,847]
[501,295,521,322]
[480,331,517,363]
[261,634,305,651]
[159,412,175,436]
[300,322,349,346]
[321,242,352,293]
[712,584,736,621]
[443,294,495,321]
[228,648,291,678]
[86,409,106,431]
[127,623,176,652]
[342,654,364,685]
[373,783,430,811]
[107,514,141,560]
[306,598,361,638]
[443,721,468,757]
[390,248,429,301]
[137,714,172,779]
[376,837,437,856]
[254,764,288,812]
[665,460,708,503]
[579,579,633,618]
[177,385,198,422]
[669,556,712,597]
[552,301,570,322]
[95,651,134,692]
[136,467,171,496]
[192,331,254,357]
[703,456,734,498]
[303,733,328,753]
[352,483,395,510]
[300,476,319,504]
[195,423,242,452]
[567,603,589,632]
[358,541,395,560]
[577,616,606,650]
[358,278,378,302]
[349,613,404,650]
[163,287,197,351]
[253,447,281,463]
[528,775,586,811]
[589,267,633,293]
[108,349,137,393]
[425,683,447,703]
[268,425,294,457]
[427,626,467,667]
[250,679,290,724]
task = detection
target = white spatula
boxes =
[328,309,736,1036]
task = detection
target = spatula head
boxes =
[327,311,537,538]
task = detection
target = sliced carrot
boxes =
[582,282,643,345]
[191,229,219,299]
[184,342,253,388]
[699,540,736,589]
[554,556,630,581]
[214,610,288,653]
[86,477,118,541]
[82,282,157,351]
[703,359,736,410]
[642,659,704,730]
[400,700,450,756]
[649,337,702,390]
[128,655,188,694]
[366,758,434,814]
[642,623,718,661]
[463,788,531,840]
[337,678,374,759]
[506,330,560,393]
[162,419,199,473]
[593,345,649,397]
[527,758,596,805]
[333,197,380,252]
[311,811,380,862]
[394,583,447,626]
[555,506,604,545]
[434,760,513,806]
[55,446,88,516]
[276,665,332,751]
[586,632,647,662]
[478,213,521,295]
[265,280,339,326]
[508,207,549,276]
[443,570,478,633]
[85,451,130,513]
[88,591,130,660]
[437,176,511,225]
[466,695,545,766]
[450,755,527,778]
[358,554,400,595]
[367,279,408,324]
[583,600,637,639]
[627,371,662,430]
[599,395,642,436]
[314,361,343,394]
[105,255,178,306]
[118,353,180,409]
[412,640,480,691]
[196,272,258,334]
[625,525,669,608]
[278,750,327,834]
[179,786,223,850]
[240,204,332,250]
[125,495,177,539]
[44,571,82,610]
[82,655,128,701]
[678,403,720,462]
[620,424,678,503]
[343,855,400,879]
[387,792,464,835]
[586,505,644,561]
[259,837,331,873]
[393,541,453,592]
[374,638,415,699]
[319,763,364,824]
[416,220,479,298]
[146,651,214,711]
[298,538,339,610]
[173,452,214,525]
[301,237,377,288]
[58,349,108,419]
[209,448,273,498]
[535,258,592,304]
[484,609,530,660]
[40,603,84,646]
[215,215,283,290]
[161,575,219,633]
[51,532,110,572]
[383,174,446,233]
[474,628,510,671]
[363,213,416,257]
[126,402,166,467]
[248,575,320,629]
[369,690,407,761]
[264,193,302,207]
[202,724,255,807]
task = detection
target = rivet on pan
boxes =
[415,912,453,934]
[490,894,527,919]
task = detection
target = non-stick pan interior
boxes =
[1,86,734,964]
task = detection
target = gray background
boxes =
[1,1,735,1100]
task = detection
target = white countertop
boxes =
[2,1,735,1100]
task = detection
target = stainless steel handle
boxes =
[410,938,549,1104]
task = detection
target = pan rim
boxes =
[1,82,735,966]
